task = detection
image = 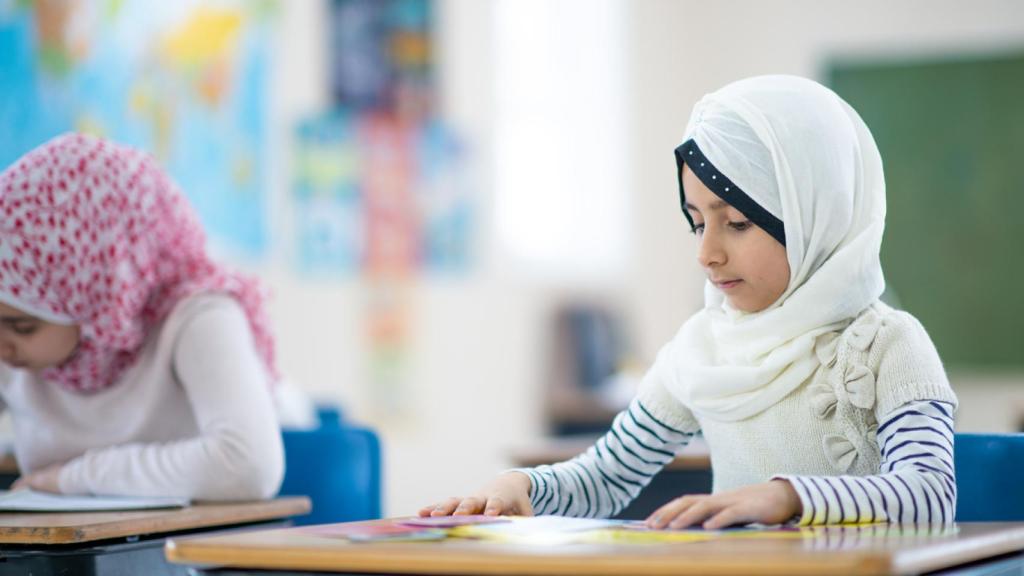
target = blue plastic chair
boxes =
[954,433,1024,521]
[279,406,382,526]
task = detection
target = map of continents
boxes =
[0,0,273,258]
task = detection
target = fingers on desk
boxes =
[418,496,516,517]
[418,496,483,517]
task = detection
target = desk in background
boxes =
[166,518,1024,576]
[0,454,17,489]
[0,496,310,576]
[511,436,713,520]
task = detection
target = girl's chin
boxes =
[726,297,771,314]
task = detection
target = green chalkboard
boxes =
[829,52,1024,369]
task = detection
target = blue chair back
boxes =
[279,406,382,525]
[954,433,1024,521]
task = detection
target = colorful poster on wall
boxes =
[300,0,470,417]
[292,111,472,276]
[328,0,432,113]
[416,120,471,271]
[292,109,472,416]
[293,111,364,274]
[0,0,273,259]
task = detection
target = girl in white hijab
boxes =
[422,75,957,527]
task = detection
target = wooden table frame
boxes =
[166,519,1024,576]
[0,497,310,545]
[0,497,310,576]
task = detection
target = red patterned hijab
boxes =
[0,133,277,392]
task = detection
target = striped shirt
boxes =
[520,398,955,524]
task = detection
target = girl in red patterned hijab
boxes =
[0,133,276,391]
[0,134,283,499]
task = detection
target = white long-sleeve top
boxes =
[0,293,284,500]
[521,303,959,525]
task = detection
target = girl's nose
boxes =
[697,229,727,268]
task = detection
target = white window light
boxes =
[493,0,629,279]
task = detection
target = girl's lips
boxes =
[715,279,743,290]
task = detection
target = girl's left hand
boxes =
[11,463,64,493]
[646,479,801,530]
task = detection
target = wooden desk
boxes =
[166,519,1024,575]
[511,437,713,520]
[0,497,310,576]
[0,497,310,544]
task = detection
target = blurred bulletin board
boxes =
[829,52,1024,369]
[294,0,471,278]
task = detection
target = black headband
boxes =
[674,138,786,247]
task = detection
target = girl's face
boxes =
[0,302,80,371]
[682,165,790,313]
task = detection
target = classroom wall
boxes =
[260,0,1024,517]
[261,0,550,519]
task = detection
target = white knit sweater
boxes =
[644,301,955,490]
[523,302,959,524]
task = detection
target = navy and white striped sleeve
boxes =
[517,398,697,518]
[776,399,956,525]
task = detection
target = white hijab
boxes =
[663,75,886,422]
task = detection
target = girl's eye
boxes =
[690,223,705,235]
[729,220,753,231]
[10,324,37,336]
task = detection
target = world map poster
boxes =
[0,0,273,258]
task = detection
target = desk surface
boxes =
[165,518,1024,576]
[0,496,310,545]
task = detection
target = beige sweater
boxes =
[0,293,284,500]
[523,302,958,524]
[639,301,957,492]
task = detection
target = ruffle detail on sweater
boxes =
[812,306,885,472]
[841,363,876,410]
[809,379,837,420]
[822,423,879,473]
[847,307,882,351]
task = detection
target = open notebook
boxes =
[0,489,189,512]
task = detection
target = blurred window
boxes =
[493,0,629,278]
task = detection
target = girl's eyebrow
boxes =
[0,316,38,324]
[684,199,729,212]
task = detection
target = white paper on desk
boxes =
[0,489,188,512]
[490,516,624,533]
[454,515,626,544]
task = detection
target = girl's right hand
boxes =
[418,471,534,517]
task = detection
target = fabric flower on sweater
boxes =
[823,433,858,471]
[841,363,876,410]
[809,379,838,420]
[847,308,882,351]
[822,421,879,473]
